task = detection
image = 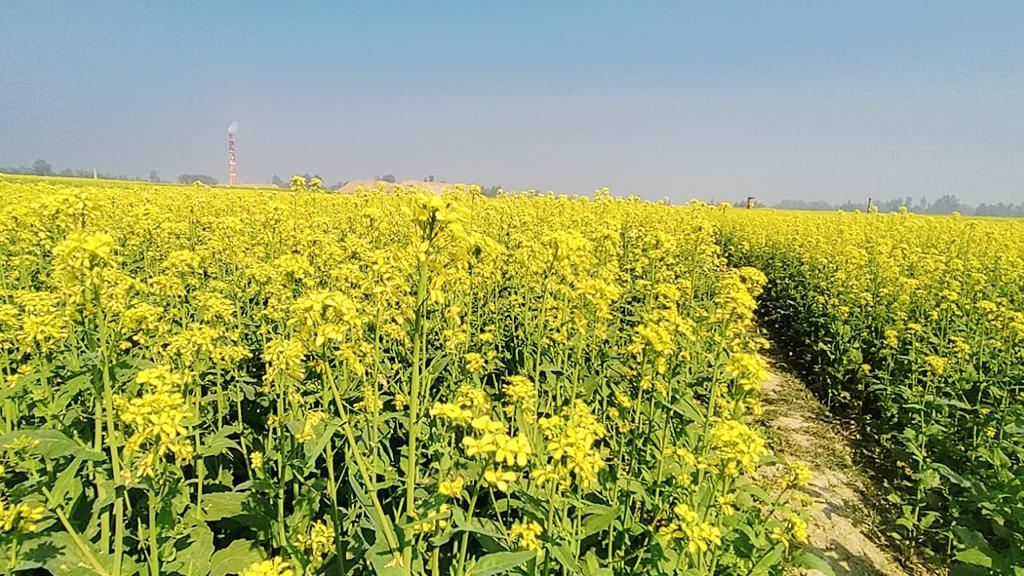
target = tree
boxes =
[926,195,967,215]
[149,170,160,183]
[177,174,218,185]
[271,174,285,188]
[32,159,53,176]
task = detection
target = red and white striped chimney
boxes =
[227,121,239,186]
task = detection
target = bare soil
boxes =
[759,363,934,576]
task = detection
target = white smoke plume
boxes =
[227,121,239,135]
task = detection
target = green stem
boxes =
[404,248,430,568]
[325,438,346,576]
[148,487,160,576]
[456,479,484,576]
[98,303,124,576]
[44,487,111,576]
[276,376,287,548]
[8,536,17,573]
[326,371,401,558]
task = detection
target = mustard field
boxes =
[0,177,813,576]
[4,174,1023,575]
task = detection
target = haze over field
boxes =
[1,1,1022,205]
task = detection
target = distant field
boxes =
[0,172,278,192]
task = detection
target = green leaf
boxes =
[165,525,215,576]
[348,465,400,556]
[581,505,617,538]
[581,549,613,576]
[200,426,241,457]
[24,531,114,576]
[665,395,704,424]
[792,551,836,576]
[956,547,994,568]
[549,543,577,573]
[52,373,91,415]
[932,463,972,487]
[749,543,785,575]
[0,429,103,461]
[469,551,536,576]
[201,491,251,521]
[453,516,505,541]
[49,457,85,506]
[304,421,338,467]
[92,476,116,511]
[366,534,406,576]
[209,539,265,576]
[512,490,546,521]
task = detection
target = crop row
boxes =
[718,208,1024,573]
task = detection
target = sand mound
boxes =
[336,179,463,195]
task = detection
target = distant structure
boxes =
[746,196,755,209]
[227,121,239,186]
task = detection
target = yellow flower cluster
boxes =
[430,385,491,425]
[240,557,293,576]
[784,461,814,488]
[725,352,769,393]
[4,292,68,353]
[0,498,45,534]
[296,520,335,564]
[438,475,465,498]
[263,338,306,385]
[537,401,606,488]
[709,418,769,476]
[51,231,119,289]
[295,410,327,443]
[115,367,193,479]
[411,503,451,535]
[659,503,722,554]
[508,519,543,551]
[461,415,532,492]
[503,375,537,421]
[770,514,809,548]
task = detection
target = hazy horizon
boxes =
[2,2,1022,205]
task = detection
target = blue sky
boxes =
[2,1,1022,204]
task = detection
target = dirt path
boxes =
[759,363,928,576]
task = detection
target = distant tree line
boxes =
[1,158,226,186]
[2,161,511,197]
[974,202,1024,218]
[768,194,1024,217]
[0,158,130,180]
